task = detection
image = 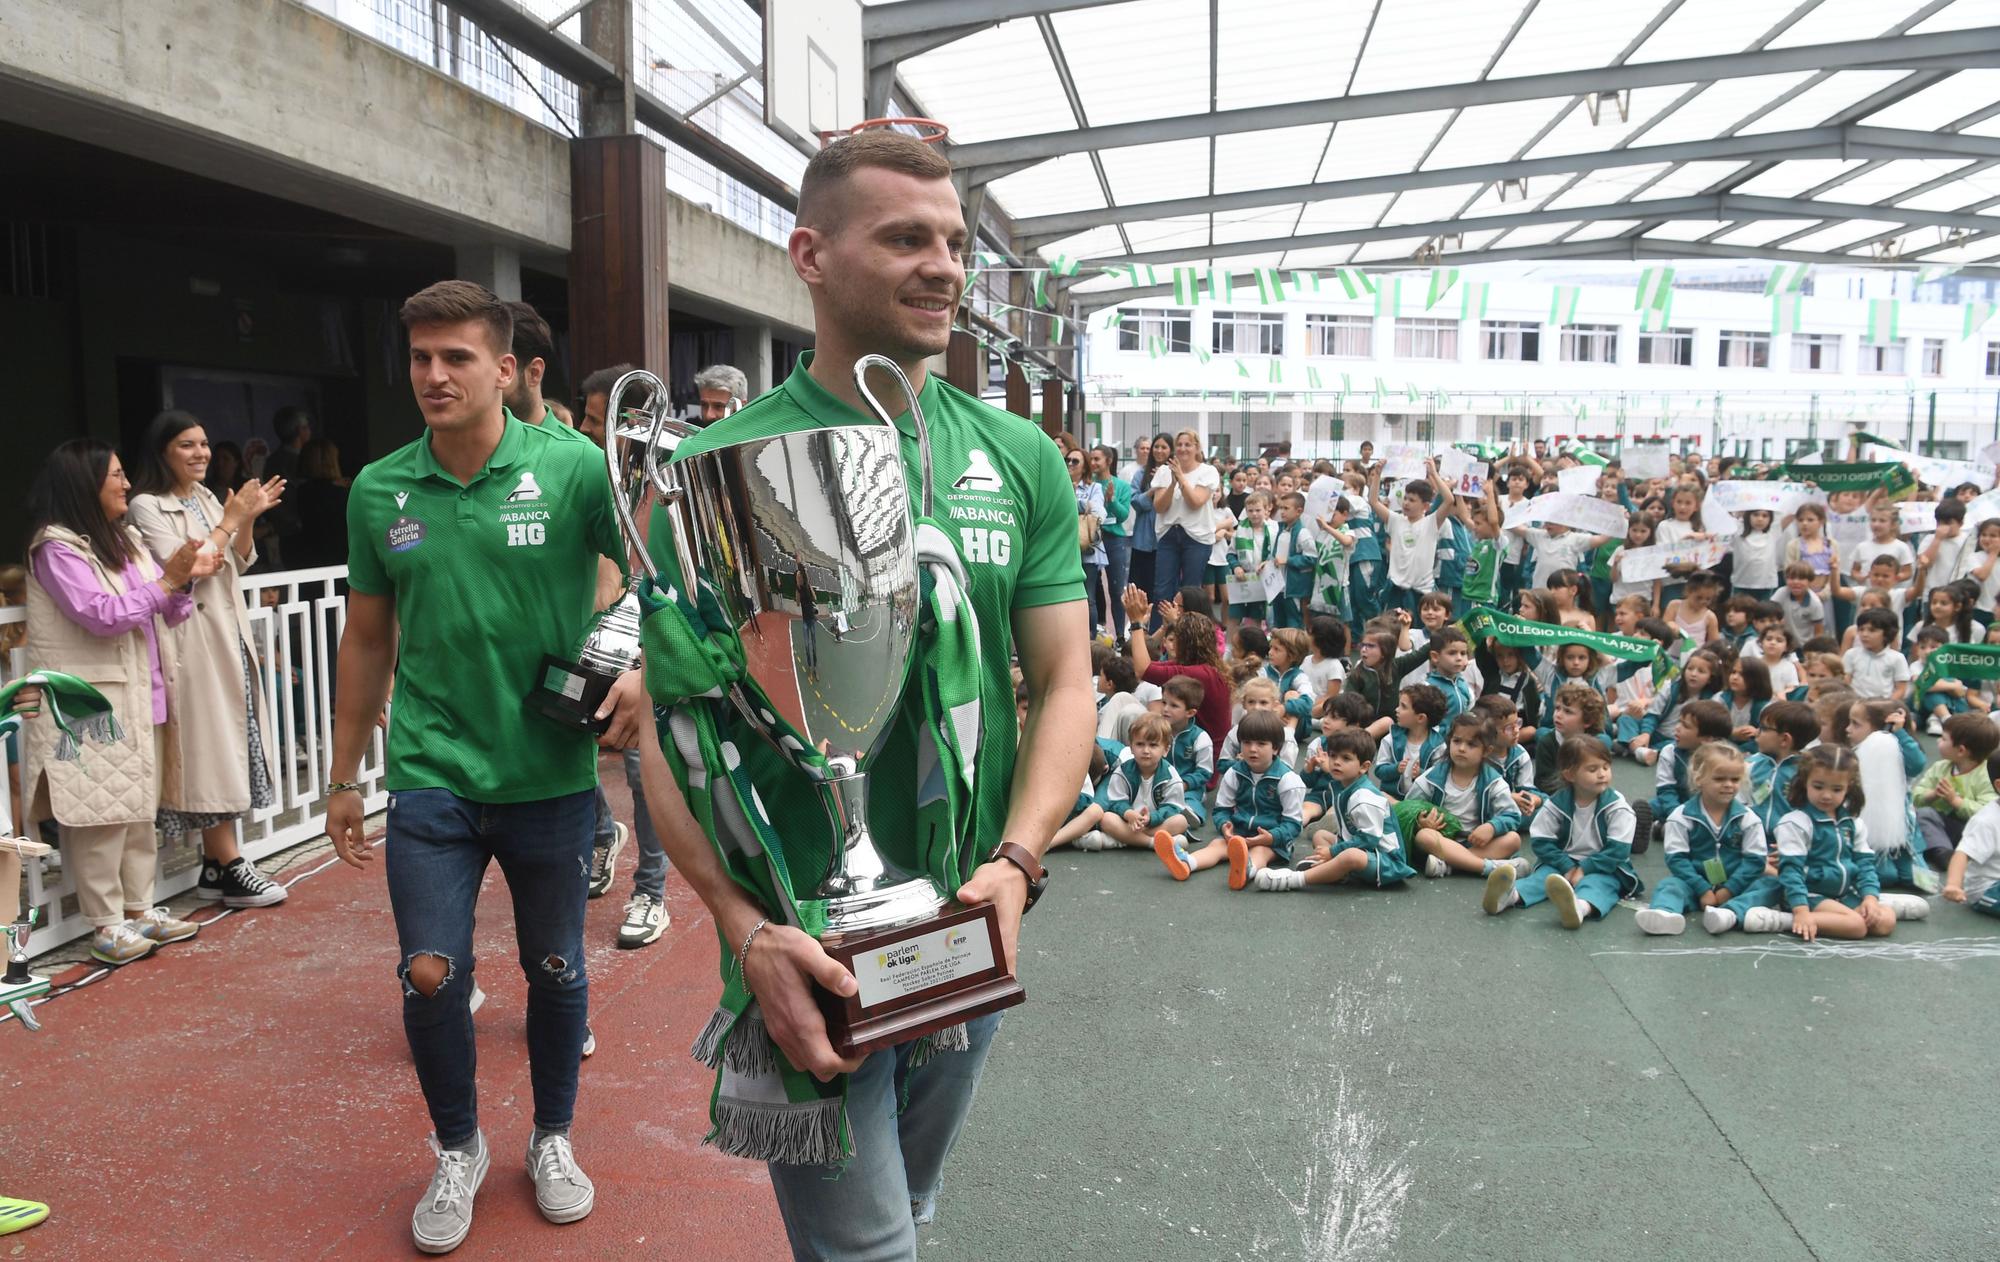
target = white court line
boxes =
[1592,936,2000,966]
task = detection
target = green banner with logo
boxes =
[1779,460,1916,499]
[1915,643,2000,699]
[1461,606,1659,663]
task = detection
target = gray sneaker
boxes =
[413,1131,488,1255]
[525,1133,595,1224]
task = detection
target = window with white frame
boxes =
[1480,321,1539,362]
[1858,340,1906,374]
[1920,337,1945,377]
[1718,330,1771,369]
[1638,328,1694,366]
[1212,310,1285,356]
[1305,313,1372,357]
[1559,323,1619,364]
[1791,332,1841,372]
[1394,318,1458,360]
[1987,340,2000,377]
[1116,308,1192,354]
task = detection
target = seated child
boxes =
[1473,693,1539,818]
[1256,728,1415,892]
[1219,676,1300,773]
[1087,714,1197,852]
[1757,623,1802,701]
[1481,735,1640,928]
[1635,743,1768,935]
[1300,691,1374,827]
[1264,627,1319,747]
[1800,650,1845,703]
[1049,745,1107,851]
[1095,653,1146,743]
[1846,699,1933,895]
[1747,700,1818,832]
[1347,629,1401,730]
[1842,607,1912,702]
[1390,623,1476,725]
[1373,683,1448,798]
[1914,712,2000,873]
[1943,750,2000,917]
[1649,699,1734,844]
[1162,676,1215,807]
[1741,745,1925,938]
[1478,642,1542,734]
[1401,713,1532,880]
[1719,655,1772,752]
[1533,683,1606,796]
[1156,711,1305,890]
[1631,648,1721,766]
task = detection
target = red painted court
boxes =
[3,773,788,1260]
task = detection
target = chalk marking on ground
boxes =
[1591,936,2000,965]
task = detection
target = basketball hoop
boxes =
[817,117,949,146]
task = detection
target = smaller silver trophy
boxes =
[2,909,48,1032]
[527,369,674,732]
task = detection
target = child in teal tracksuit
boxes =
[1272,492,1316,630]
[1257,728,1416,891]
[1704,701,1819,932]
[1161,677,1213,814]
[1402,713,1531,880]
[1635,742,1768,935]
[1744,745,1902,939]
[1156,712,1305,891]
[1374,684,1448,797]
[1648,700,1733,841]
[1264,627,1318,749]
[1090,714,1198,852]
[1481,736,1641,928]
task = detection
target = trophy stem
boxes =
[814,773,947,939]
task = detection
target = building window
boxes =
[1858,340,1906,374]
[1987,340,2000,378]
[1414,413,1436,444]
[1559,323,1619,364]
[1212,310,1285,356]
[1791,332,1841,372]
[1394,318,1458,360]
[1920,440,1968,460]
[1304,313,1372,357]
[1718,330,1771,369]
[1920,337,1945,377]
[1638,329,1693,366]
[1480,321,1539,362]
[1116,308,1192,354]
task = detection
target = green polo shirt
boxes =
[348,410,624,802]
[658,353,1083,868]
[527,403,592,444]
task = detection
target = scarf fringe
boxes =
[689,1005,734,1067]
[706,1096,847,1166]
[907,1021,970,1069]
[690,1006,783,1077]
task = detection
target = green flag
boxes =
[1334,268,1375,299]
[1461,281,1489,322]
[1290,270,1322,298]
[1635,266,1674,311]
[1172,267,1200,306]
[1917,265,1963,287]
[1235,358,1251,378]
[1375,278,1402,318]
[1964,303,1996,340]
[1268,359,1284,384]
[1103,262,1158,287]
[1307,366,1323,389]
[1866,298,1901,345]
[1915,642,2000,698]
[1426,268,1459,310]
[1462,606,1658,664]
[1770,293,1801,336]
[1031,269,1051,308]
[1764,263,1810,295]
[1255,267,1286,305]
[1782,460,1916,499]
[1549,285,1580,326]
[1207,268,1234,304]
[1641,289,1674,333]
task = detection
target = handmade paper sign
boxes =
[1500,492,1628,537]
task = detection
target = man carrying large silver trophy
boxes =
[631,132,1094,1258]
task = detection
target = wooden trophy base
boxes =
[524,654,614,733]
[815,900,1026,1059]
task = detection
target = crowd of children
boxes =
[1060,436,2000,937]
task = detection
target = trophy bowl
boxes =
[660,363,1023,1056]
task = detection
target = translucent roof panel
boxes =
[1116,218,1213,253]
[1378,183,1494,230]
[1214,0,1373,111]
[1421,99,1573,172]
[1635,74,1818,146]
[1859,72,2000,131]
[1348,236,1437,264]
[1036,225,1125,262]
[1293,194,1400,232]
[1640,219,1737,241]
[1213,207,1307,245]
[1486,222,1587,248]
[1347,0,1533,95]
[1630,0,1816,64]
[1838,160,1979,205]
[1280,245,1373,269]
[1898,172,2000,212]
[1315,112,1458,181]
[889,20,1074,146]
[1764,219,1907,252]
[1487,0,1661,78]
[1736,72,1911,135]
[1625,161,1754,199]
[1730,161,1870,198]
[1767,0,1930,47]
[1563,219,1647,241]
[1211,126,1332,197]
[984,153,1107,220]
[1522,86,1693,158]
[1710,219,1835,246]
[1050,0,1210,128]
[1097,138,1213,206]
[1910,0,2000,33]
[1540,165,1674,209]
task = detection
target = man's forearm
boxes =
[1002,678,1097,862]
[330,636,395,780]
[639,719,767,943]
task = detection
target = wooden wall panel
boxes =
[569,134,669,382]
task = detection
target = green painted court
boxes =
[932,758,2000,1262]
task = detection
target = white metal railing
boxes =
[6,567,388,956]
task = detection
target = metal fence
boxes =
[8,567,388,957]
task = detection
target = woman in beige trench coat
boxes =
[127,410,289,909]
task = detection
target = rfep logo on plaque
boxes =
[655,356,1024,1058]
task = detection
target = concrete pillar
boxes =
[455,243,521,301]
[580,0,636,137]
[733,322,773,396]
[569,134,670,379]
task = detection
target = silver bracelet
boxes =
[737,916,769,979]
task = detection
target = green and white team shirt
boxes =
[659,353,1084,863]
[347,410,624,802]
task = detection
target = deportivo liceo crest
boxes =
[952,450,1004,493]
[506,471,542,503]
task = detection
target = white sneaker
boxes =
[617,892,668,948]
[133,906,199,946]
[582,1026,596,1058]
[1544,874,1584,929]
[1926,714,1945,737]
[89,921,155,966]
[1254,867,1303,891]
[1481,865,1517,915]
[525,1133,595,1224]
[1634,907,1685,935]
[468,983,487,1015]
[1074,829,1113,852]
[1742,906,1792,933]
[413,1131,488,1254]
[1701,906,1738,934]
[1423,854,1450,879]
[1877,892,1930,921]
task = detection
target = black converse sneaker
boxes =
[214,857,289,908]
[195,860,228,902]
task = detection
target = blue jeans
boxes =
[767,1011,1004,1261]
[1101,534,1132,640]
[1150,526,1212,628]
[1083,560,1107,636]
[593,751,669,900]
[385,787,595,1146]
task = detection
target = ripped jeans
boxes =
[384,786,595,1147]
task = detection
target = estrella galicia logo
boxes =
[505,470,542,503]
[952,450,1003,493]
[386,516,425,553]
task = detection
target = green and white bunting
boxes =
[1634,266,1674,311]
[1334,268,1375,300]
[1048,254,1079,278]
[1255,267,1287,305]
[1375,278,1402,318]
[1549,285,1580,326]
[1770,293,1801,336]
[1964,303,1996,341]
[1207,268,1235,304]
[1640,289,1674,333]
[1866,298,1901,346]
[1371,377,1386,408]
[1306,366,1324,389]
[1235,358,1251,379]
[1764,263,1810,296]
[1426,268,1459,310]
[1290,270,1323,298]
[1172,267,1200,306]
[1030,269,1050,308]
[1102,262,1159,287]
[1918,265,1964,287]
[1268,359,1284,384]
[1461,280,1490,322]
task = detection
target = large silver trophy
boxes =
[526,370,670,731]
[650,355,1023,1056]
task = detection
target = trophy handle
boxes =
[605,369,682,585]
[853,354,933,517]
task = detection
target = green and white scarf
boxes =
[0,671,119,759]
[639,517,985,1165]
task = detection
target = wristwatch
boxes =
[987,841,1048,913]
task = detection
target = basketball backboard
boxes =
[763,0,863,151]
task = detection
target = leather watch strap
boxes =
[989,841,1047,911]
